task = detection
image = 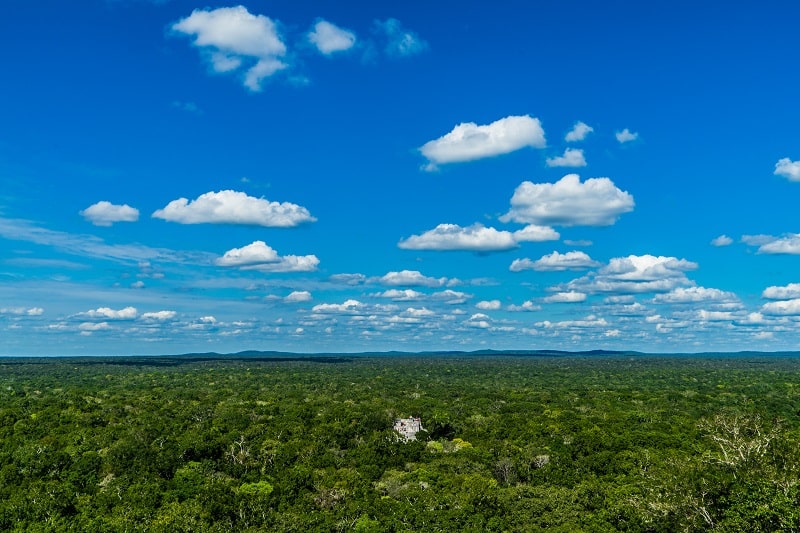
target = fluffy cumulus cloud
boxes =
[775,158,800,181]
[398,223,558,252]
[616,128,638,143]
[140,310,177,321]
[153,190,315,227]
[79,322,111,332]
[172,6,288,92]
[602,255,697,281]
[216,241,279,266]
[80,201,139,226]
[743,233,800,255]
[501,174,634,227]
[510,251,600,272]
[653,286,738,304]
[374,289,424,301]
[81,307,138,320]
[546,148,587,168]
[761,299,800,316]
[565,121,593,142]
[419,115,545,170]
[431,290,471,304]
[710,235,733,247]
[216,241,319,272]
[308,20,356,55]
[375,270,448,288]
[514,225,561,242]
[507,301,540,312]
[311,299,364,314]
[543,291,587,303]
[475,300,501,310]
[284,291,312,303]
[762,283,800,300]
[564,254,698,294]
[374,18,428,57]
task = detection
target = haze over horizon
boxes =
[3,1,800,356]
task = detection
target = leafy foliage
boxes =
[1,354,799,531]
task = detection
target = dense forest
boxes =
[1,354,799,531]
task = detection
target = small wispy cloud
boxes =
[615,128,638,143]
[546,148,587,168]
[308,19,356,55]
[565,121,593,142]
[775,158,800,181]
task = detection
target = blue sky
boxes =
[3,0,800,355]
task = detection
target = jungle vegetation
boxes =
[1,353,800,532]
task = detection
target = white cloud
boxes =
[1,307,44,316]
[475,300,501,310]
[775,158,800,181]
[329,273,367,285]
[82,306,138,320]
[419,115,545,169]
[616,128,638,143]
[762,283,800,300]
[376,270,448,288]
[80,201,139,226]
[308,20,356,55]
[536,315,608,328]
[285,291,312,303]
[464,313,492,329]
[761,299,800,316]
[172,6,287,92]
[153,190,315,227]
[244,255,319,273]
[565,121,593,142]
[501,174,634,226]
[140,310,177,321]
[710,235,733,247]
[513,225,561,242]
[741,234,776,247]
[216,241,279,266]
[749,234,800,255]
[374,18,428,57]
[0,217,215,266]
[605,295,635,304]
[543,291,587,303]
[216,241,319,273]
[79,322,111,332]
[511,251,600,272]
[697,310,734,322]
[507,301,540,312]
[653,286,738,304]
[431,290,471,304]
[399,223,516,251]
[546,148,587,168]
[601,255,697,281]
[564,254,697,295]
[312,299,365,314]
[737,312,766,325]
[398,223,557,252]
[374,289,424,301]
